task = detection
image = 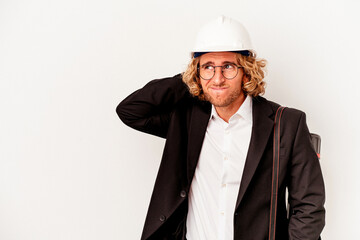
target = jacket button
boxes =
[180,190,187,198]
[159,215,166,222]
[234,212,238,216]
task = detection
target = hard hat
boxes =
[192,16,253,57]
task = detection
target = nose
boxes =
[212,67,225,85]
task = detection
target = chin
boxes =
[204,90,242,108]
[208,98,233,108]
[212,102,232,108]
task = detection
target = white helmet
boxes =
[192,16,253,57]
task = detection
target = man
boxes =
[117,16,325,240]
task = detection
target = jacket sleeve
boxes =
[288,112,326,240]
[116,74,190,138]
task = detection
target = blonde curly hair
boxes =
[182,52,267,100]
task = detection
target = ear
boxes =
[241,74,249,92]
[242,74,249,83]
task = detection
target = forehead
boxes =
[199,52,238,64]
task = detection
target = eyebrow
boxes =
[201,60,237,65]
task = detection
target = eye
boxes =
[223,64,235,70]
[202,65,214,70]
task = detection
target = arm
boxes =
[116,74,190,138]
[288,112,325,240]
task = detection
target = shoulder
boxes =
[253,96,305,120]
[253,96,305,115]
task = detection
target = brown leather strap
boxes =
[269,106,286,240]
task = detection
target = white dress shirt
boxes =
[186,96,253,240]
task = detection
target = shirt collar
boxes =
[210,95,253,123]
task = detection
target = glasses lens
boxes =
[199,65,214,80]
[222,63,238,79]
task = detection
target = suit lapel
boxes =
[187,100,211,185]
[235,97,275,209]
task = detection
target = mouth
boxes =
[209,86,228,93]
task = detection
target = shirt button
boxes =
[225,130,229,134]
[224,156,228,161]
[220,212,224,215]
[222,184,227,188]
[159,215,166,222]
[180,190,187,198]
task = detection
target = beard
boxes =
[203,85,242,108]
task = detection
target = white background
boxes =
[1,0,359,239]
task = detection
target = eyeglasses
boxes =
[198,63,242,80]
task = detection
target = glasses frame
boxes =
[197,63,243,80]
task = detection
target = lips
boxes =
[209,86,229,93]
[211,87,227,90]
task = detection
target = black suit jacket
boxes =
[116,74,325,240]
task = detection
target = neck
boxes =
[215,95,246,123]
